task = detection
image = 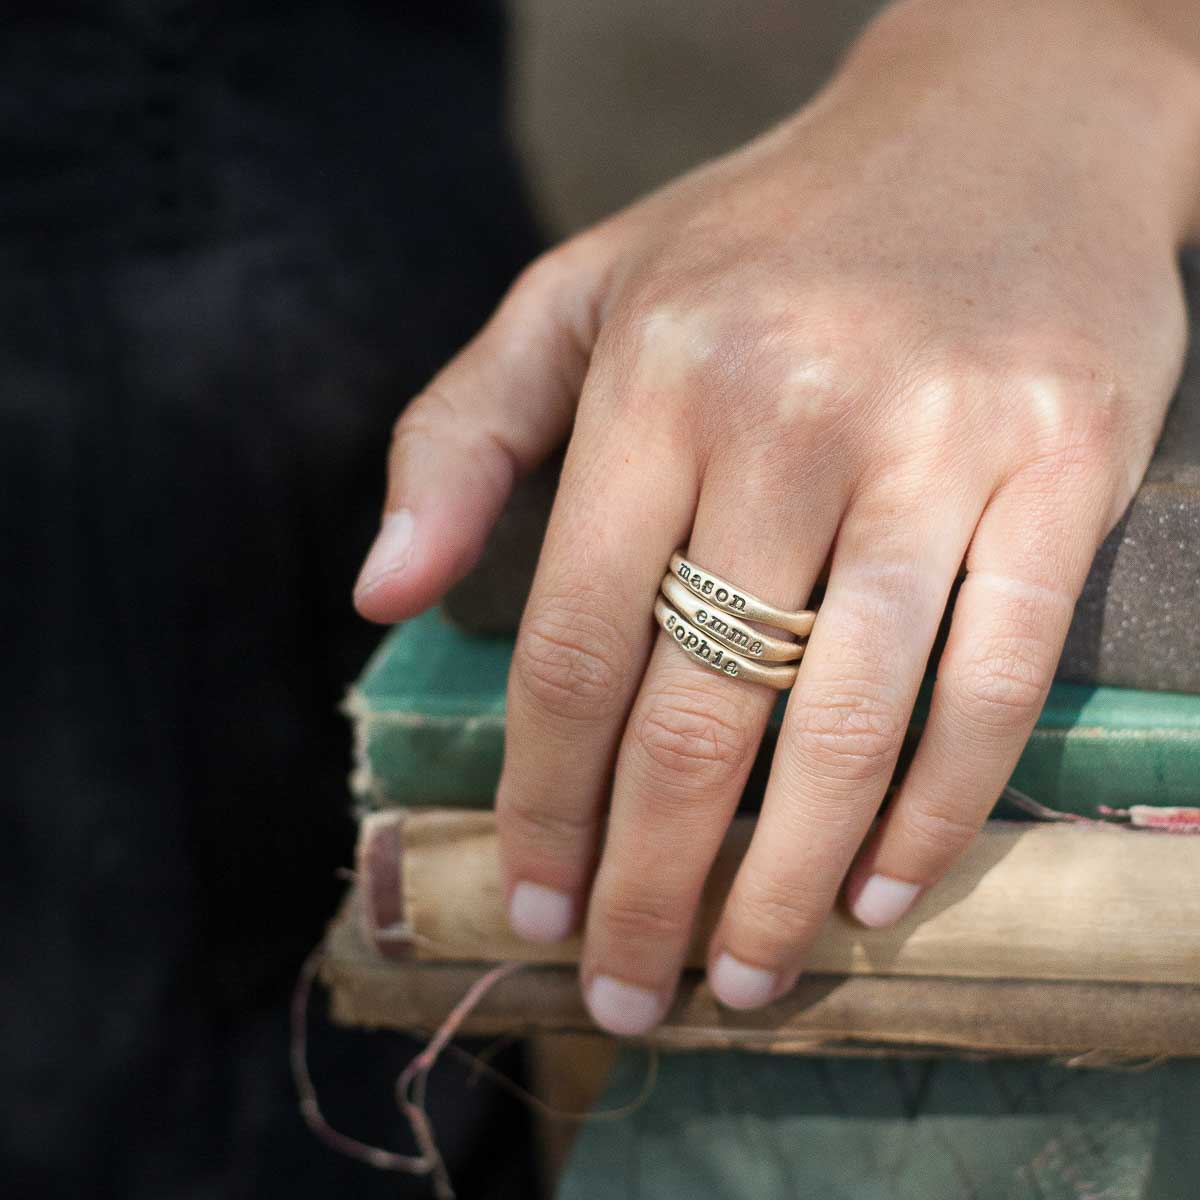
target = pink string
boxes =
[290,942,520,1200]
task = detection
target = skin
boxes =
[355,0,1200,1034]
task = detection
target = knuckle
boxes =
[1035,424,1110,476]
[497,784,596,853]
[392,384,516,489]
[788,683,903,784]
[769,788,862,843]
[613,300,720,401]
[893,800,981,861]
[390,386,455,454]
[1012,364,1126,474]
[630,681,753,790]
[778,350,867,428]
[600,889,691,945]
[616,299,805,400]
[947,637,1053,734]
[508,245,576,306]
[733,868,827,953]
[705,316,792,382]
[731,350,866,469]
[513,592,629,723]
[499,239,606,365]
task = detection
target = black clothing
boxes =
[1,3,541,1195]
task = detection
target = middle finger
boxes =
[707,478,985,1004]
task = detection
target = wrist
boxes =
[839,0,1200,244]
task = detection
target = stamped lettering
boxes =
[692,606,761,655]
[656,597,793,686]
[678,561,747,615]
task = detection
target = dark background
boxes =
[1,2,542,1195]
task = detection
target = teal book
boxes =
[346,608,1200,816]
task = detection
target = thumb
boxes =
[353,242,606,623]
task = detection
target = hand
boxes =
[355,0,1200,1033]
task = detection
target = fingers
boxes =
[843,471,1112,926]
[354,245,605,623]
[577,456,845,1033]
[494,363,700,949]
[707,486,981,1003]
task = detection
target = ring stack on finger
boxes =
[653,550,817,690]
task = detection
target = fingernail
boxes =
[709,953,777,1010]
[508,882,573,943]
[852,874,921,928]
[586,975,663,1036]
[355,508,415,598]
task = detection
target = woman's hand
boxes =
[354,0,1200,1033]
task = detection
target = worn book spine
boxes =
[351,810,1200,987]
[324,810,1200,1057]
[321,928,1200,1060]
[345,610,1200,815]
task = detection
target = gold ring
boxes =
[660,573,805,663]
[668,550,817,637]
[653,597,799,690]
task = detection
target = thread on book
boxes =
[445,1038,659,1124]
[1003,787,1200,835]
[292,941,517,1198]
[290,944,457,1193]
[1000,786,1099,824]
[291,940,659,1199]
[393,958,524,1198]
[998,787,1200,835]
[1098,805,1200,833]
[1060,1050,1171,1071]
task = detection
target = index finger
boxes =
[496,380,698,943]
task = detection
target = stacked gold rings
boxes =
[653,550,817,690]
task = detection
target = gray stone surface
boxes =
[1059,266,1200,692]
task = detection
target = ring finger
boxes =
[579,450,845,1034]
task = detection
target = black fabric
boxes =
[1,3,542,1196]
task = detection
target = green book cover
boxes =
[346,608,1200,816]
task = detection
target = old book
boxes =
[321,810,1200,1058]
[442,253,1200,694]
[322,925,1200,1060]
[352,810,1200,987]
[345,608,1200,816]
